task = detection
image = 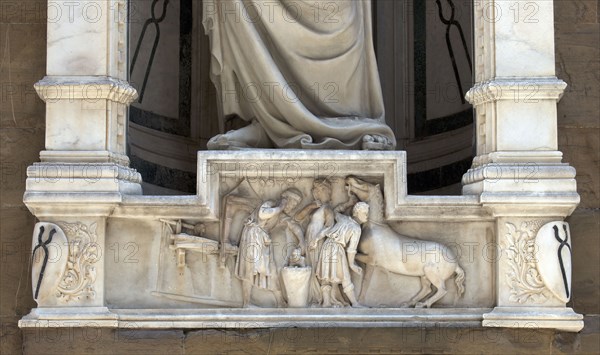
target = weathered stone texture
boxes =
[0,3,47,209]
[554,1,598,25]
[553,5,600,349]
[0,207,36,317]
[559,128,600,209]
[22,329,184,355]
[555,36,599,129]
[1,3,47,355]
[0,196,39,355]
[0,128,45,207]
[553,316,600,354]
[555,0,600,209]
[1,316,22,355]
[19,320,600,355]
[0,23,46,130]
[568,209,600,315]
[184,327,556,354]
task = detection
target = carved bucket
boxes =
[281,267,312,307]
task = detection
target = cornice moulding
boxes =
[466,77,568,106]
[34,76,138,104]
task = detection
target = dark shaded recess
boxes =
[130,156,197,193]
[407,157,473,194]
[129,106,188,136]
[178,0,192,131]
[129,0,193,137]
[131,155,472,195]
[420,108,474,137]
[413,1,474,138]
[413,0,428,138]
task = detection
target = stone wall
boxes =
[1,1,46,353]
[556,0,600,322]
[1,0,599,353]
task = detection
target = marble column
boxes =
[30,0,141,195]
[462,0,582,331]
[20,1,140,325]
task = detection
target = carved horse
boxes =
[345,176,465,308]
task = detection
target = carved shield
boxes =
[31,222,68,304]
[535,222,572,303]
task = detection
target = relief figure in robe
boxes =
[234,188,304,307]
[203,0,396,150]
[310,202,369,307]
[294,179,335,304]
[235,199,287,307]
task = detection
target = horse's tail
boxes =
[454,265,465,298]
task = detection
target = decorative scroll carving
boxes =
[55,222,101,302]
[503,221,551,304]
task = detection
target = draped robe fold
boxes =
[203,0,396,149]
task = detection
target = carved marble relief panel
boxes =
[98,161,494,311]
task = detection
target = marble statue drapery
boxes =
[203,0,396,149]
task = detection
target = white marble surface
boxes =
[31,223,68,305]
[536,222,573,303]
[19,0,585,334]
[196,150,407,221]
[20,149,582,331]
[483,307,583,332]
[47,1,127,79]
[494,1,556,77]
[21,308,490,329]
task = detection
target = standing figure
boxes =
[295,179,336,304]
[203,0,396,150]
[280,188,305,254]
[311,203,369,307]
[235,199,288,307]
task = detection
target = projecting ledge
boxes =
[20,308,491,329]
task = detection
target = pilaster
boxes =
[20,1,140,326]
[464,0,582,331]
[19,214,118,327]
[28,0,141,196]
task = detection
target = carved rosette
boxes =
[502,221,551,304]
[55,222,101,302]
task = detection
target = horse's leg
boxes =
[401,276,431,307]
[358,264,375,303]
[416,267,448,308]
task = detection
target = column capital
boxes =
[466,77,567,106]
[35,76,138,105]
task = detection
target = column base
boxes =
[19,307,118,328]
[26,161,142,196]
[461,151,579,216]
[483,307,583,332]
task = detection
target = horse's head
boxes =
[345,176,378,202]
[346,176,385,222]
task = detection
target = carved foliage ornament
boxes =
[55,222,101,302]
[503,221,551,304]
